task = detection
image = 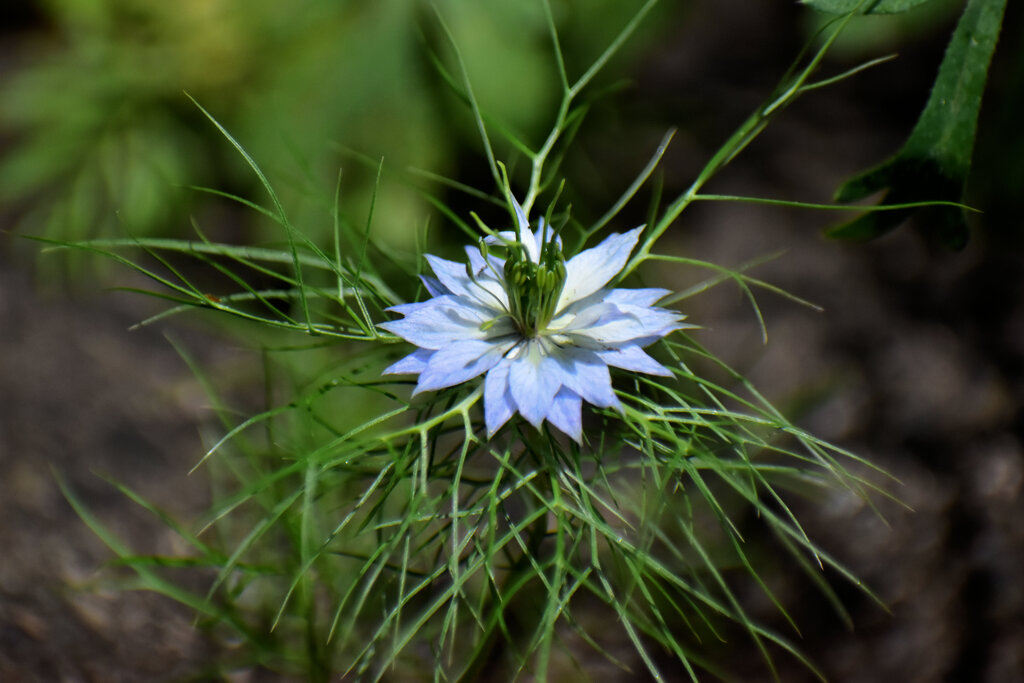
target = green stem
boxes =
[458,445,553,682]
[621,7,861,280]
[300,460,329,683]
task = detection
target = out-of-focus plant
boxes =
[803,0,1007,248]
[1,0,662,273]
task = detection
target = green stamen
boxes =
[504,240,566,338]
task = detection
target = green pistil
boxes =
[504,241,566,338]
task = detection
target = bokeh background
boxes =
[1,0,1022,680]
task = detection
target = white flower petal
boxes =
[546,389,583,443]
[597,344,672,376]
[520,228,539,263]
[508,342,562,428]
[531,219,561,252]
[383,348,433,376]
[484,359,516,437]
[511,195,530,235]
[556,227,643,312]
[415,339,511,394]
[506,195,541,262]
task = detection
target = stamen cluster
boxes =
[504,240,566,338]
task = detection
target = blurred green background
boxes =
[0,0,668,267]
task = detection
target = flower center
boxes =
[504,240,566,338]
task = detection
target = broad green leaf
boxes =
[803,0,935,13]
[828,0,1006,248]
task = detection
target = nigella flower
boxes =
[380,199,688,443]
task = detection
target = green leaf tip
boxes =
[827,0,1006,249]
[802,0,934,14]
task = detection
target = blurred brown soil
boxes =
[0,265,222,681]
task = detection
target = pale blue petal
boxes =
[508,342,562,428]
[554,348,620,410]
[463,263,510,311]
[612,303,688,338]
[546,389,583,443]
[597,344,672,376]
[531,219,561,251]
[380,297,488,349]
[465,245,505,276]
[386,300,434,317]
[605,287,671,307]
[483,231,517,248]
[564,309,652,346]
[414,339,510,394]
[487,208,539,262]
[421,275,448,297]
[560,302,683,346]
[520,226,540,263]
[383,348,433,376]
[553,288,669,322]
[556,227,643,312]
[511,195,530,234]
[554,302,629,334]
[388,293,492,320]
[484,359,516,437]
[382,296,485,327]
[599,315,678,343]
[510,195,540,262]
[425,254,475,298]
[426,253,507,311]
[465,245,486,272]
